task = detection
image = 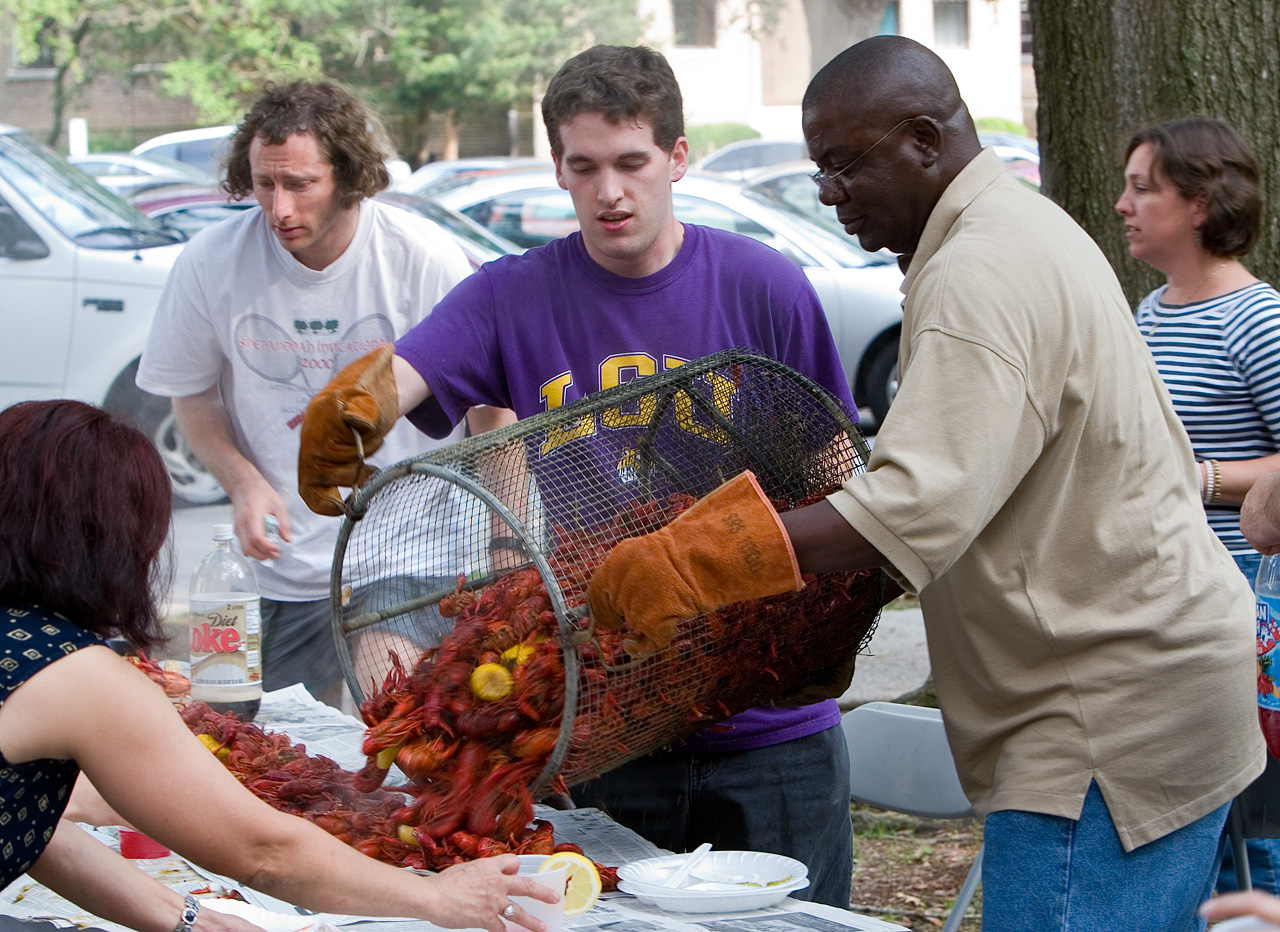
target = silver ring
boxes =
[502,904,517,919]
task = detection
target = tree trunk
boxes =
[1029,0,1280,305]
[801,0,890,74]
[414,99,435,168]
[45,15,92,149]
[441,108,460,162]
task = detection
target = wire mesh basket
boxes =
[332,349,887,796]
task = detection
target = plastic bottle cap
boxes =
[212,524,234,539]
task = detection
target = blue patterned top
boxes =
[1,604,104,886]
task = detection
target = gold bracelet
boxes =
[1209,459,1223,504]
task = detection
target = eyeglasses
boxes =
[810,118,914,195]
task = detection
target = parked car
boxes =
[128,184,521,269]
[0,124,226,504]
[132,125,237,178]
[374,191,524,268]
[133,125,412,183]
[744,160,850,240]
[745,140,1042,245]
[693,139,808,181]
[395,157,551,198]
[430,167,906,427]
[68,152,214,198]
[127,184,255,239]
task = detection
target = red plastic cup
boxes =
[119,828,170,859]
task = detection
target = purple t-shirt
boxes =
[397,224,856,751]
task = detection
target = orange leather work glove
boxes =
[588,470,803,658]
[298,344,400,516]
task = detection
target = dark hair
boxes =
[224,81,391,208]
[1124,117,1263,257]
[541,46,684,157]
[0,401,173,649]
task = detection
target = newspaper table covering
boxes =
[0,686,906,932]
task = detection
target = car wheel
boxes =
[104,362,228,506]
[861,338,900,429]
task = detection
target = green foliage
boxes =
[974,116,1030,137]
[685,122,761,161]
[4,0,647,152]
[337,0,646,160]
[88,130,139,153]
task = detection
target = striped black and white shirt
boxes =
[1137,281,1280,553]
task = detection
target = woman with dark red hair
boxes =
[0,401,554,932]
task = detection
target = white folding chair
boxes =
[841,701,981,932]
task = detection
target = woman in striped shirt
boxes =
[1117,115,1280,893]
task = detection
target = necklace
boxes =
[1163,259,1234,306]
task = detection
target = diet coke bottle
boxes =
[189,524,262,721]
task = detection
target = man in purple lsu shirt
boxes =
[299,45,860,907]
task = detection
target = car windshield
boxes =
[744,185,894,268]
[0,132,181,248]
[411,197,523,257]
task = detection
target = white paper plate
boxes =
[617,851,809,912]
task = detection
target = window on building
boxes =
[879,0,900,35]
[11,17,58,70]
[672,0,716,48]
[1021,0,1034,57]
[933,0,969,48]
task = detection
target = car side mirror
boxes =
[0,204,50,259]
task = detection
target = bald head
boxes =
[806,36,973,142]
[801,36,982,256]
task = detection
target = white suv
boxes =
[0,124,225,504]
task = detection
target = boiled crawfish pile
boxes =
[181,701,614,882]
[355,488,881,860]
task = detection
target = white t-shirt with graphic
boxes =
[138,199,473,599]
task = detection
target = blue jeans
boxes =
[570,724,854,908]
[983,781,1228,931]
[1217,551,1280,894]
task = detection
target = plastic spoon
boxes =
[663,842,713,888]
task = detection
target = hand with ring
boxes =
[415,853,558,931]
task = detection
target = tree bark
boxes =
[441,108,459,162]
[1030,0,1280,305]
[802,0,889,74]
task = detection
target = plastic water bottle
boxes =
[1255,554,1280,757]
[189,524,262,721]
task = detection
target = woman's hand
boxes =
[421,854,559,932]
[1201,890,1280,927]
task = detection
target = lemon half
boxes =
[538,851,602,916]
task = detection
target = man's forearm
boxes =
[173,387,287,558]
[781,499,887,575]
[392,354,432,418]
[171,388,265,500]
